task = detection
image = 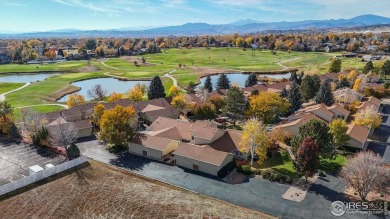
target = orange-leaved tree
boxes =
[66,94,86,108]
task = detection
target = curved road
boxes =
[0,83,31,102]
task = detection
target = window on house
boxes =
[142,151,147,156]
[191,136,194,140]
[193,164,198,170]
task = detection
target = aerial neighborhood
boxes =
[0,3,390,217]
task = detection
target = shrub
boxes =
[66,143,80,160]
[252,168,263,175]
[237,165,253,175]
[261,170,271,179]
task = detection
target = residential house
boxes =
[346,124,370,150]
[274,113,324,136]
[298,103,350,122]
[129,134,179,160]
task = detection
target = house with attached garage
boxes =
[128,117,249,176]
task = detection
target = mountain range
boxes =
[2,14,390,38]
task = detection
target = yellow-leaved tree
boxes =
[353,78,363,91]
[329,118,350,149]
[248,92,290,124]
[100,105,136,146]
[108,92,122,103]
[353,105,382,129]
[128,87,143,102]
[347,70,358,82]
[171,94,187,112]
[91,103,106,126]
[66,94,86,108]
[168,86,180,97]
[240,117,270,167]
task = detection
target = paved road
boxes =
[15,103,68,109]
[367,102,390,163]
[0,82,31,102]
[77,137,378,219]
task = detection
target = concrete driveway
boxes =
[76,137,377,219]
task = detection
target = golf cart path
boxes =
[0,83,31,102]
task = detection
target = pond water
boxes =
[0,73,60,83]
[58,78,150,102]
[198,73,291,88]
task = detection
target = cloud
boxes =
[52,0,121,16]
[3,2,26,7]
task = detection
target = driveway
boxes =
[76,138,378,219]
[367,102,390,163]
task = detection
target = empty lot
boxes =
[0,161,274,219]
[0,137,66,186]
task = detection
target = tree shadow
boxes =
[318,160,342,176]
[310,183,346,203]
[35,147,60,159]
[109,153,151,171]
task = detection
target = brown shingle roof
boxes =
[73,120,93,130]
[130,134,177,151]
[149,117,192,140]
[347,124,369,144]
[327,104,350,117]
[367,96,382,107]
[174,143,229,166]
[61,108,82,118]
[190,120,220,140]
[209,129,245,153]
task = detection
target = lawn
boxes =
[254,150,347,179]
[0,82,25,94]
[0,161,275,219]
[0,61,89,73]
[13,105,65,121]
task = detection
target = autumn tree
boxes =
[168,86,180,97]
[186,81,196,94]
[66,94,86,108]
[314,79,334,106]
[129,87,143,102]
[171,94,187,112]
[245,73,258,87]
[148,76,166,99]
[287,81,302,113]
[329,118,350,149]
[20,108,45,134]
[0,101,15,136]
[353,105,382,129]
[292,119,335,159]
[87,84,107,101]
[296,137,319,182]
[328,58,342,73]
[91,103,105,126]
[240,117,270,166]
[248,92,290,124]
[352,78,363,91]
[193,103,216,120]
[216,73,230,90]
[300,75,321,102]
[208,96,226,113]
[108,92,122,103]
[363,61,374,74]
[223,86,246,126]
[134,83,147,94]
[340,151,389,201]
[347,70,358,82]
[204,75,213,93]
[100,105,136,146]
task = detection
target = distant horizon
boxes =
[1,0,390,33]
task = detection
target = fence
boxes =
[0,156,88,197]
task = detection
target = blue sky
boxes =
[0,0,389,32]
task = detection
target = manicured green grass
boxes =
[0,61,89,73]
[319,154,347,173]
[172,73,200,87]
[6,72,105,107]
[13,105,65,121]
[0,82,25,94]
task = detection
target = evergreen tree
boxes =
[216,73,231,90]
[314,79,334,106]
[186,82,196,94]
[362,61,374,74]
[292,119,335,159]
[297,71,304,84]
[66,143,81,160]
[289,71,298,82]
[335,77,351,90]
[245,73,258,87]
[296,137,319,182]
[224,86,246,126]
[280,88,288,98]
[300,75,321,102]
[147,76,166,99]
[204,75,213,93]
[251,89,259,96]
[328,59,342,73]
[382,60,390,79]
[287,82,302,113]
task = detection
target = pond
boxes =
[0,73,60,83]
[198,73,291,88]
[58,78,150,102]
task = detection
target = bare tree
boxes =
[87,84,107,101]
[340,151,389,201]
[20,108,47,132]
[196,86,208,102]
[48,121,78,147]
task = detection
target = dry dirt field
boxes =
[0,161,275,219]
